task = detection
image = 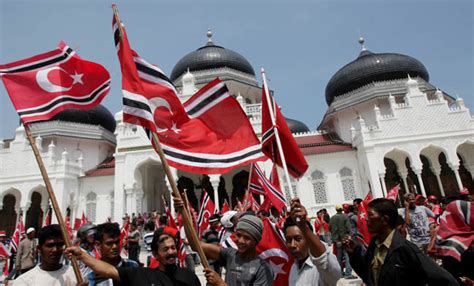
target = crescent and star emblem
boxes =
[259,248,289,279]
[36,66,83,93]
[149,97,181,133]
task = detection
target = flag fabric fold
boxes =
[249,164,287,211]
[386,185,399,201]
[357,192,372,247]
[257,218,293,286]
[261,84,308,178]
[113,15,264,174]
[0,42,110,123]
[436,200,474,261]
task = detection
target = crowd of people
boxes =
[0,189,472,285]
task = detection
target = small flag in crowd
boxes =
[10,214,24,253]
[257,218,294,286]
[250,164,287,212]
[197,191,216,237]
[356,192,372,246]
[386,185,399,201]
[0,42,110,123]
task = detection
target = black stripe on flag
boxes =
[187,85,228,117]
[163,147,261,164]
[18,81,110,116]
[135,61,174,87]
[2,48,74,74]
[123,97,152,114]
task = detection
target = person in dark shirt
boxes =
[65,227,200,286]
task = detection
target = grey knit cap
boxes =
[236,215,263,242]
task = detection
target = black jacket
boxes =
[348,231,458,286]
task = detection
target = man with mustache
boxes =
[87,222,138,285]
[65,227,200,286]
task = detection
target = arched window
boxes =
[311,170,327,204]
[340,167,356,201]
[86,192,97,223]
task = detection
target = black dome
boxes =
[286,117,310,133]
[170,40,255,82]
[48,105,116,133]
[325,50,429,105]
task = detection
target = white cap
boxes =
[26,227,35,234]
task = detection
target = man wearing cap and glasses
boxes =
[16,227,37,276]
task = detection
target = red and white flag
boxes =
[120,219,129,255]
[386,185,399,201]
[197,191,216,237]
[261,84,308,178]
[250,164,287,211]
[0,42,110,123]
[257,218,293,286]
[221,199,230,214]
[10,214,24,253]
[80,211,88,226]
[244,193,260,212]
[436,200,474,261]
[113,12,264,174]
[162,195,178,230]
[43,207,52,227]
[65,213,73,241]
[357,192,373,247]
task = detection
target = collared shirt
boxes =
[371,230,395,286]
[17,237,37,270]
[288,246,341,286]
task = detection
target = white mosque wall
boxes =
[293,150,362,217]
[78,175,115,224]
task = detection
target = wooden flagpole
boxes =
[23,124,84,283]
[111,5,209,269]
[150,133,209,268]
[261,68,295,199]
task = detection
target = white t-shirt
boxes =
[11,264,77,286]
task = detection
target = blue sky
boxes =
[0,0,472,139]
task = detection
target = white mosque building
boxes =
[0,33,472,236]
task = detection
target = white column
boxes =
[113,154,126,223]
[431,167,445,196]
[135,189,144,215]
[209,175,220,212]
[414,169,427,197]
[379,173,387,197]
[450,164,464,192]
[398,170,409,193]
[125,187,134,215]
[165,168,178,216]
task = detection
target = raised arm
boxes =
[65,246,120,281]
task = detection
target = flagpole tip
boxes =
[260,67,265,73]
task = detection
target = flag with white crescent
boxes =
[0,42,111,123]
[257,218,293,286]
[113,10,264,174]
